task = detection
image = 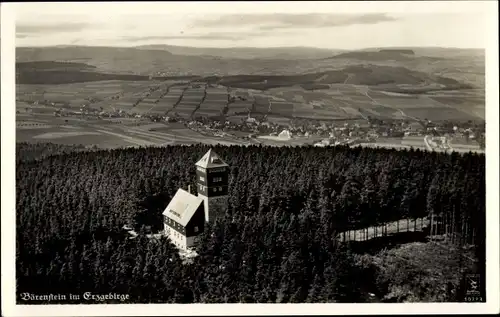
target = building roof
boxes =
[278,129,292,140]
[195,149,228,169]
[408,122,424,130]
[162,188,204,227]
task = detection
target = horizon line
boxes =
[15,44,485,51]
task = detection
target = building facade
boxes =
[195,149,229,224]
[163,188,205,250]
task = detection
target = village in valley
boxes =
[17,79,485,153]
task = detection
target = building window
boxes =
[219,187,223,191]
[199,176,205,182]
[194,226,199,233]
[213,177,222,182]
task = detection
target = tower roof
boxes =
[163,188,204,227]
[195,149,228,169]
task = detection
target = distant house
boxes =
[321,139,331,146]
[278,129,292,140]
[404,131,420,136]
[407,122,424,132]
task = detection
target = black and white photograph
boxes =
[1,1,499,316]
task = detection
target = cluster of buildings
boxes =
[36,93,485,149]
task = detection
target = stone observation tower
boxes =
[195,149,229,224]
[163,149,229,250]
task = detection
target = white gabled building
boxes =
[163,188,205,250]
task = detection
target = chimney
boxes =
[188,185,191,193]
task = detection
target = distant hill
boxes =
[16,46,173,64]
[356,47,485,58]
[207,64,469,91]
[15,45,484,89]
[15,61,200,84]
[135,44,342,60]
[16,59,472,92]
[326,49,422,62]
[16,61,96,72]
[16,46,302,76]
[379,49,415,55]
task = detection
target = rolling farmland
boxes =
[15,50,485,150]
[17,76,485,125]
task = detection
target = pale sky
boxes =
[12,2,491,49]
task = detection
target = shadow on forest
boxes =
[347,228,430,255]
[135,193,170,233]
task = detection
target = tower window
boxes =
[213,177,222,182]
[219,187,223,191]
[199,176,205,182]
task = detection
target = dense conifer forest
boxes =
[16,142,485,303]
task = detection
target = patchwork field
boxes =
[265,115,293,126]
[17,123,136,148]
[17,77,485,123]
[16,81,166,112]
[228,100,253,116]
[253,97,270,114]
[16,113,247,148]
[205,87,227,102]
[14,47,485,153]
[16,62,485,150]
[257,85,484,122]
[401,136,427,148]
[195,100,225,117]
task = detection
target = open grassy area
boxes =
[354,240,477,302]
